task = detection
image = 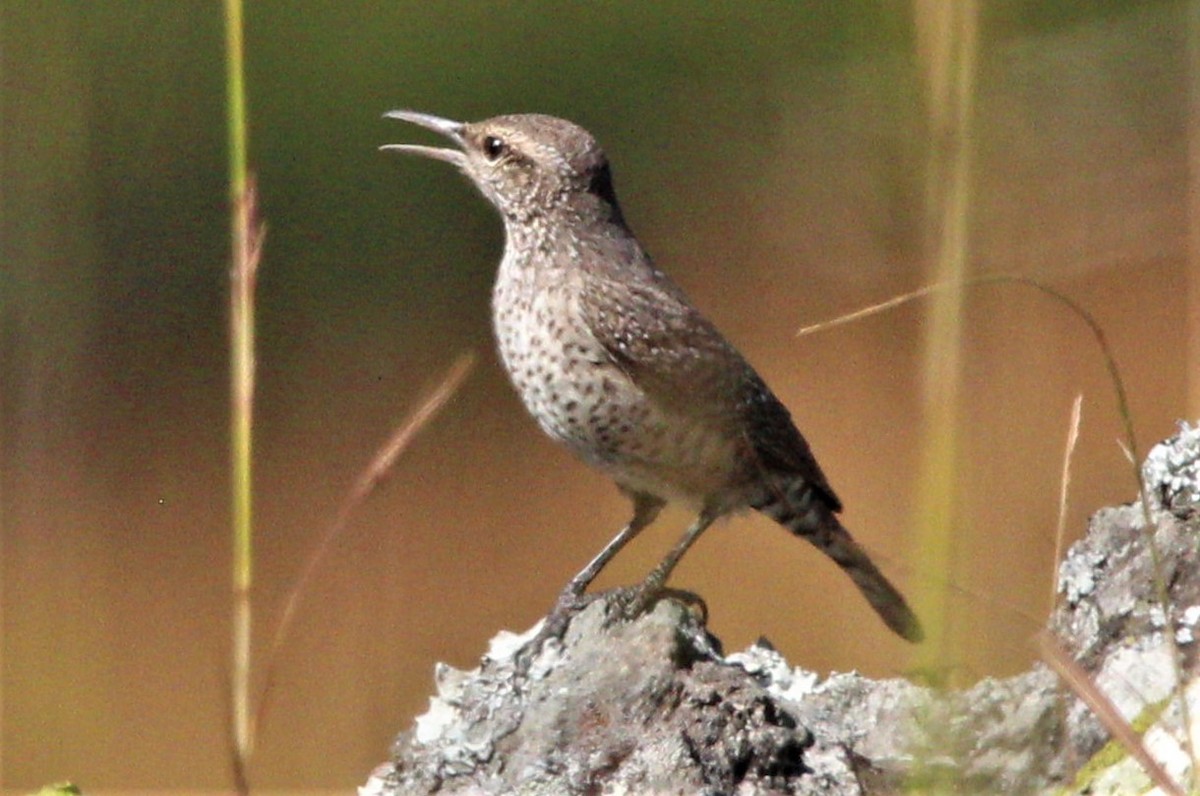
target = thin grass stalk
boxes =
[1181,4,1200,781]
[1183,15,1200,783]
[1188,0,1200,421]
[910,0,978,680]
[224,0,256,784]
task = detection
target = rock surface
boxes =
[364,424,1200,795]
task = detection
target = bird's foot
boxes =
[512,587,601,677]
[510,584,709,677]
[610,583,708,624]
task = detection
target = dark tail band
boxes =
[753,485,923,643]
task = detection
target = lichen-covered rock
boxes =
[375,597,828,795]
[366,424,1200,795]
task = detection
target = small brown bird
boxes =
[383,110,922,643]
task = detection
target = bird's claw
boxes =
[610,583,708,624]
[511,584,709,677]
[512,587,601,676]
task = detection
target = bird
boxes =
[381,110,923,643]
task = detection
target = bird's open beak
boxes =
[380,110,467,166]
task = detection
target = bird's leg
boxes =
[514,493,663,673]
[558,492,664,604]
[617,506,720,619]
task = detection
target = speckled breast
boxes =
[491,270,743,505]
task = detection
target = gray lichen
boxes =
[1142,420,1200,517]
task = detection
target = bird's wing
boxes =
[737,375,842,511]
[578,248,842,510]
[577,252,743,416]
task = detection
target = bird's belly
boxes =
[493,297,740,505]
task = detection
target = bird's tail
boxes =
[753,484,924,643]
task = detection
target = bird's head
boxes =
[382,110,626,229]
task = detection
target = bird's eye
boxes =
[482,135,506,161]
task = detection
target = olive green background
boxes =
[2,1,1193,790]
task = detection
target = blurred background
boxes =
[3,0,1197,791]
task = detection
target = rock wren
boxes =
[382,110,922,643]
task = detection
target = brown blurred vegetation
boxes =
[2,1,1195,790]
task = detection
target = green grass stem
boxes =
[224,0,258,788]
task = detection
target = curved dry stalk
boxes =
[798,274,1136,456]
[798,272,1196,780]
[250,351,476,752]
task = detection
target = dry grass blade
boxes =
[250,351,476,746]
[1038,630,1186,796]
[339,351,477,510]
[1050,394,1083,612]
[795,283,946,338]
